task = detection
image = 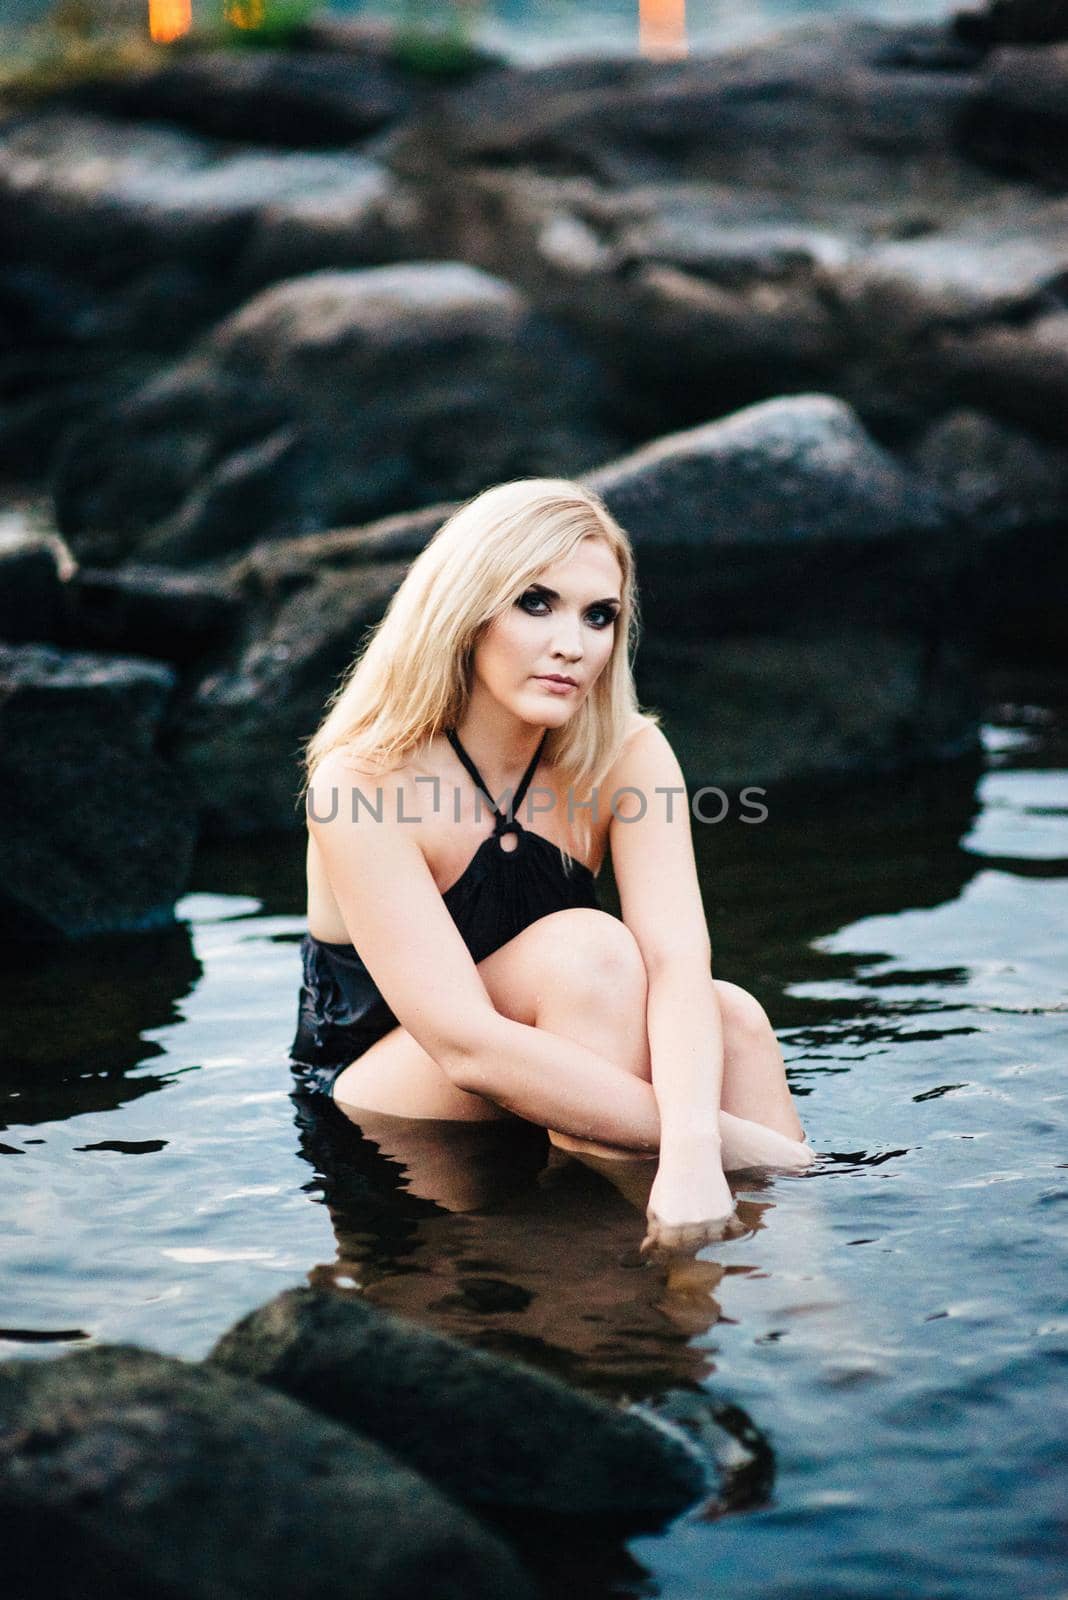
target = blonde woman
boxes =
[292,479,813,1250]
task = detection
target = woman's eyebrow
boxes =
[527,583,621,606]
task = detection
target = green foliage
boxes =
[389,1,485,79]
[220,0,323,51]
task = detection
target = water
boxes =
[2,666,1067,1599]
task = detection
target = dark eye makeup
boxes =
[516,590,619,628]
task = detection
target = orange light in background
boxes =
[148,0,192,43]
[639,0,687,59]
[225,0,267,28]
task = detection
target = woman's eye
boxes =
[518,593,617,628]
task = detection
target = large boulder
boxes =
[210,1286,706,1532]
[52,263,618,567]
[0,1344,534,1600]
[0,643,197,938]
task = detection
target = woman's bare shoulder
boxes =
[306,746,422,823]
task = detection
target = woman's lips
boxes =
[535,677,578,694]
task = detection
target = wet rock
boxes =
[0,1344,534,1600]
[53,263,617,567]
[210,1286,705,1532]
[0,644,196,939]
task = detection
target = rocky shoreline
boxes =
[0,1286,720,1599]
[1,4,1066,935]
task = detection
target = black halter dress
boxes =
[290,726,602,1097]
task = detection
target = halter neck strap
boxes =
[445,727,547,835]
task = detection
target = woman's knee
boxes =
[713,979,777,1053]
[532,909,648,1010]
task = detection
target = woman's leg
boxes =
[332,909,810,1168]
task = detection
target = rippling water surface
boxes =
[2,667,1066,1600]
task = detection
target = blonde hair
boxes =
[300,478,659,869]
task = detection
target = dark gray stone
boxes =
[210,1286,705,1531]
[0,643,196,939]
[0,526,72,644]
[911,409,1068,662]
[63,565,243,666]
[53,263,617,566]
[0,1344,534,1600]
[171,561,409,835]
[911,407,1068,536]
[49,47,413,149]
[957,42,1068,186]
[0,111,426,481]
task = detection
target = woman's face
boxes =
[472,536,623,727]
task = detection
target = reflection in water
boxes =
[288,1085,865,1418]
[292,1087,765,1395]
[0,924,200,1129]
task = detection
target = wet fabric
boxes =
[290,726,602,1096]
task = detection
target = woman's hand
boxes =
[641,1137,740,1255]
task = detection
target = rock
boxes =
[170,559,413,835]
[393,22,1068,442]
[910,407,1068,536]
[49,49,413,148]
[0,523,73,644]
[911,409,1068,661]
[956,43,1068,186]
[591,394,953,629]
[63,565,243,666]
[0,1344,534,1600]
[209,1286,705,1532]
[53,263,618,566]
[0,643,196,939]
[634,626,980,788]
[0,111,425,477]
[588,395,980,781]
[930,308,1068,440]
[953,1,1068,47]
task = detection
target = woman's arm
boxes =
[605,723,737,1231]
